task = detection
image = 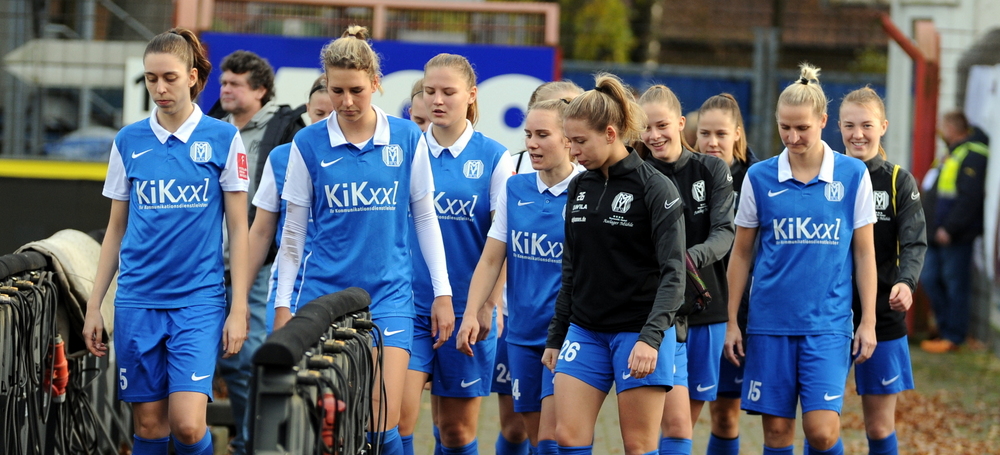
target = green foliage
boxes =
[849,46,888,74]
[560,0,636,62]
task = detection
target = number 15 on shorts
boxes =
[747,380,762,402]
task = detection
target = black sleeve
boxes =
[895,170,928,291]
[546,177,578,350]
[687,157,735,269]
[637,172,686,351]
[941,151,987,237]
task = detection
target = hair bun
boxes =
[343,25,370,40]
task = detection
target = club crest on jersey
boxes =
[692,180,706,202]
[383,144,403,167]
[611,192,633,214]
[873,191,889,211]
[825,181,844,202]
[463,160,485,179]
[190,141,212,163]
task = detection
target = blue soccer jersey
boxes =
[103,105,248,308]
[735,142,876,337]
[411,121,513,316]
[253,143,292,242]
[281,105,434,317]
[488,169,581,346]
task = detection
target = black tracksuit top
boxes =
[852,155,927,341]
[546,150,686,352]
[647,150,735,326]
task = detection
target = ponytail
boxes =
[564,73,646,144]
[144,28,211,100]
[321,25,382,88]
[698,93,747,163]
[777,62,827,119]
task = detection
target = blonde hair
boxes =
[527,98,571,129]
[841,86,887,159]
[698,93,748,163]
[321,25,382,84]
[410,77,424,101]
[564,73,646,144]
[424,53,479,124]
[144,28,211,100]
[528,81,584,107]
[638,84,691,150]
[777,63,827,119]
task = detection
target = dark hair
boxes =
[942,110,969,133]
[144,28,211,100]
[528,80,584,108]
[698,93,747,162]
[564,72,646,145]
[410,77,424,101]
[425,53,479,124]
[308,75,327,99]
[220,50,276,105]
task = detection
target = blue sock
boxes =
[440,438,479,455]
[658,437,692,455]
[808,438,843,455]
[497,432,531,455]
[868,432,898,455]
[536,440,559,455]
[368,427,404,455]
[762,445,794,455]
[401,433,415,455]
[434,426,443,455]
[172,429,212,455]
[557,444,593,455]
[132,435,169,455]
[706,434,739,455]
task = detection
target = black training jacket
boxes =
[647,150,735,326]
[546,150,686,352]
[852,156,927,341]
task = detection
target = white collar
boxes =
[426,120,474,158]
[535,164,584,196]
[326,105,391,148]
[777,140,837,183]
[150,104,203,144]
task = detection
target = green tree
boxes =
[561,0,636,62]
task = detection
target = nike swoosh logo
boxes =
[696,384,717,392]
[383,328,405,336]
[132,149,153,158]
[622,372,631,380]
[823,393,842,401]
[460,378,482,388]
[191,373,211,381]
[321,157,344,167]
[664,197,680,209]
[911,192,919,200]
[881,375,900,386]
[734,377,744,384]
[768,189,789,197]
[517,200,534,206]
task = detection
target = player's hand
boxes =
[476,302,494,341]
[273,307,293,331]
[222,307,249,359]
[888,283,913,312]
[455,317,480,357]
[82,304,107,357]
[935,227,951,246]
[430,296,455,349]
[852,322,877,364]
[723,321,744,367]
[627,341,658,379]
[542,348,559,373]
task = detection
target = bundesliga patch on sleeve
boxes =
[238,153,249,180]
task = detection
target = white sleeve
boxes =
[409,135,435,202]
[281,141,313,207]
[854,169,878,228]
[252,156,280,213]
[411,193,452,297]
[220,133,249,192]
[489,151,514,210]
[733,176,759,228]
[274,202,309,309]
[102,142,130,200]
[487,180,509,243]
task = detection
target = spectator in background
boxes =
[919,111,989,354]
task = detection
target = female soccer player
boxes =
[274,26,452,455]
[409,77,430,132]
[542,73,685,455]
[695,93,759,455]
[456,97,582,455]
[724,63,878,455]
[83,28,250,455]
[839,87,926,455]
[639,85,735,455]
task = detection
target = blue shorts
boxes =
[114,305,224,402]
[717,353,745,399]
[408,315,434,374]
[555,323,676,394]
[431,316,497,398]
[375,315,413,352]
[492,315,513,395]
[854,336,915,395]
[507,343,555,413]
[741,334,851,418]
[673,342,689,388]
[686,323,726,401]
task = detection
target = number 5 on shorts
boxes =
[119,368,128,390]
[747,380,761,402]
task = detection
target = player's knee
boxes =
[133,414,170,439]
[439,420,476,447]
[622,437,655,455]
[170,420,207,445]
[804,427,840,451]
[865,419,895,440]
[710,410,740,438]
[660,412,691,438]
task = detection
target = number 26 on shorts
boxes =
[558,340,581,362]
